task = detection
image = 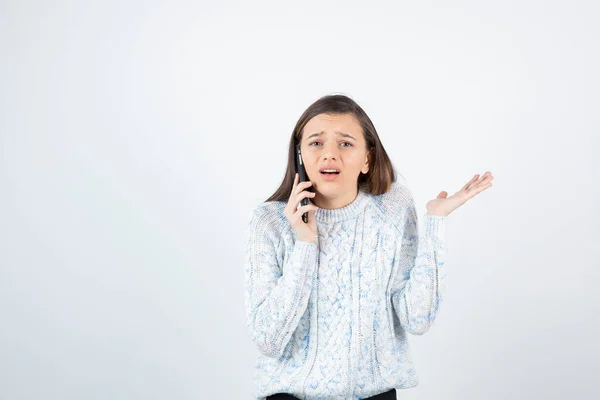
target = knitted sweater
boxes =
[243,180,448,400]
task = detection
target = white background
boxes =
[1,1,599,399]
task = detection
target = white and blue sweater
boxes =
[243,180,448,399]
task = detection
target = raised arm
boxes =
[243,206,319,357]
[383,183,448,335]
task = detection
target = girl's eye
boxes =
[309,142,353,147]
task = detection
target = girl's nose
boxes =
[321,143,340,159]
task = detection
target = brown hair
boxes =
[264,93,401,203]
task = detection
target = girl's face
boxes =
[300,113,370,206]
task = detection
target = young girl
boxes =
[244,94,493,400]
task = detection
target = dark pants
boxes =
[266,388,396,399]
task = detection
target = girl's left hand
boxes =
[426,171,494,217]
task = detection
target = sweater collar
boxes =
[314,187,370,224]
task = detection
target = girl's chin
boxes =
[314,186,344,197]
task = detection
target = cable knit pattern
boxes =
[243,180,448,400]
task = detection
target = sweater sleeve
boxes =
[386,184,448,335]
[243,205,319,358]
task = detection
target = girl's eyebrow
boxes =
[306,131,356,141]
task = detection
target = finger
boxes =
[469,182,493,197]
[296,190,316,204]
[285,174,299,216]
[466,172,492,192]
[294,180,313,197]
[288,190,313,212]
[478,171,493,181]
[295,204,317,218]
[461,174,479,191]
[470,173,494,191]
[482,172,494,182]
[294,197,314,218]
[289,174,297,202]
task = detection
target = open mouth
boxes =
[320,170,340,180]
[319,168,340,175]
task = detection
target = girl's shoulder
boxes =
[246,200,289,237]
[369,179,415,214]
[368,180,416,235]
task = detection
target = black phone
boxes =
[295,144,311,223]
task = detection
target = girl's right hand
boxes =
[284,173,318,244]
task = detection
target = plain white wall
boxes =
[1,0,599,399]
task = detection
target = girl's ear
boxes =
[362,152,370,174]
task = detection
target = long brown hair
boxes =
[264,93,401,203]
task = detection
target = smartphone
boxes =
[295,144,311,223]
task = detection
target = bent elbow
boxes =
[256,341,284,358]
[402,314,436,335]
[247,321,286,358]
[405,323,431,336]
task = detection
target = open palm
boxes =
[426,171,494,217]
